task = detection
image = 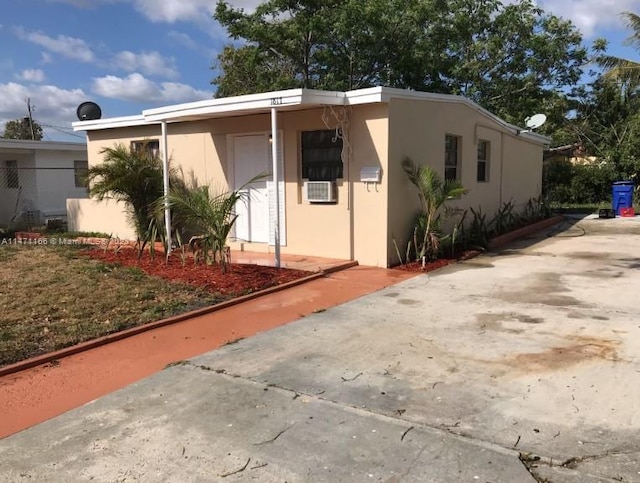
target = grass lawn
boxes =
[0,244,225,367]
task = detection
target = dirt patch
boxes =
[476,312,544,330]
[579,268,624,279]
[500,272,586,307]
[509,336,620,373]
[476,312,544,334]
[397,299,421,306]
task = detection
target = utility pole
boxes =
[26,98,35,140]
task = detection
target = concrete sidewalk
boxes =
[2,217,640,481]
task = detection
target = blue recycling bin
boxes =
[612,181,634,215]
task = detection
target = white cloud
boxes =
[502,0,640,38]
[113,51,178,79]
[18,69,46,83]
[92,73,210,103]
[168,31,198,50]
[0,82,87,134]
[131,0,214,23]
[15,27,95,63]
[40,52,54,64]
[49,0,259,22]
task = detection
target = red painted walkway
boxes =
[0,266,415,438]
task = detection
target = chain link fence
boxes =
[0,162,88,231]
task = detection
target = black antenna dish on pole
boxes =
[76,101,102,121]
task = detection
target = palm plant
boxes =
[402,156,468,261]
[164,174,266,273]
[598,12,640,87]
[86,143,181,257]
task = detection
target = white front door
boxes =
[234,135,270,243]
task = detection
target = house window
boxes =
[301,129,343,181]
[131,139,160,157]
[477,140,490,182]
[5,160,18,188]
[445,135,460,181]
[74,160,88,188]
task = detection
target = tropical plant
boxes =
[466,207,490,249]
[490,200,520,235]
[402,156,468,262]
[164,174,266,273]
[598,12,640,87]
[86,143,182,257]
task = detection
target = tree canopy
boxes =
[212,0,587,126]
[1,118,43,140]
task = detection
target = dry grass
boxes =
[0,244,223,367]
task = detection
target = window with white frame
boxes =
[445,135,460,181]
[477,140,490,182]
[74,160,88,188]
[5,160,19,188]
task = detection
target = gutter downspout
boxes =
[161,121,171,254]
[271,108,281,268]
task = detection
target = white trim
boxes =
[72,115,153,132]
[71,86,550,146]
[345,87,550,145]
[161,121,171,252]
[271,108,280,267]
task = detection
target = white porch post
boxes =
[161,120,171,254]
[270,107,281,268]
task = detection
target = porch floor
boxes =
[229,250,352,272]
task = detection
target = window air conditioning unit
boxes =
[305,181,337,203]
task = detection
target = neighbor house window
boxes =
[301,129,344,181]
[445,135,460,181]
[74,160,88,188]
[477,140,490,182]
[131,139,160,157]
[5,160,18,188]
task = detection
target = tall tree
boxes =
[212,0,587,128]
[1,118,43,140]
[598,12,640,87]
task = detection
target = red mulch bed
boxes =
[82,247,311,296]
[394,249,482,273]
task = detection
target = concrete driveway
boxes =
[2,216,640,482]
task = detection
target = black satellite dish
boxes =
[76,101,102,121]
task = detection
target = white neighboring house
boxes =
[0,139,88,227]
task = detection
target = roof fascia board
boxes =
[143,88,346,122]
[73,115,151,132]
[347,87,550,145]
[0,139,86,151]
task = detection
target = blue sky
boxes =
[1,0,640,142]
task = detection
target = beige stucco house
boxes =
[70,87,549,267]
[1,139,88,227]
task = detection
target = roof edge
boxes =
[0,139,86,150]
